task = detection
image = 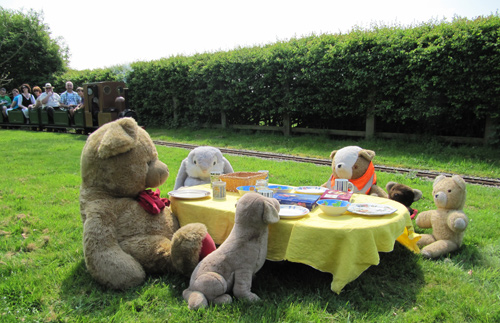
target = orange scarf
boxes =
[330,162,376,194]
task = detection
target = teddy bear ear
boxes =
[262,199,280,224]
[329,150,338,160]
[452,175,466,191]
[433,175,446,187]
[386,181,397,191]
[97,118,138,159]
[358,149,375,161]
[413,189,423,202]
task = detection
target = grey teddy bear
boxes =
[174,146,234,190]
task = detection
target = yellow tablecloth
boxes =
[170,184,420,294]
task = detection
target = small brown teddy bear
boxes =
[386,182,422,219]
[415,175,468,259]
[80,118,215,290]
[183,193,280,310]
[324,146,388,197]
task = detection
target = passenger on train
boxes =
[2,88,20,120]
[59,81,81,124]
[39,83,60,123]
[32,86,43,108]
[17,84,36,122]
[76,87,84,110]
[0,88,12,118]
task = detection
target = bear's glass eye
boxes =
[448,189,452,193]
[213,161,216,166]
[193,160,197,165]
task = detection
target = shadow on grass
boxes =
[58,244,425,318]
[254,243,425,314]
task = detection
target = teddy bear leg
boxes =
[190,272,229,301]
[213,294,233,305]
[421,240,459,259]
[417,233,436,247]
[84,246,146,290]
[171,223,214,275]
[183,290,209,310]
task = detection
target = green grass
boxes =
[1,128,499,322]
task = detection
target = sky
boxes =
[2,0,499,71]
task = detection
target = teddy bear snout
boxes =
[434,191,448,208]
[335,163,352,179]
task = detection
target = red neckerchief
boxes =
[137,189,170,215]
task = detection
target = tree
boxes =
[0,7,67,89]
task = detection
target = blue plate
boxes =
[236,185,257,196]
[268,185,295,193]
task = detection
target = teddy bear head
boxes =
[80,118,169,197]
[432,175,466,210]
[235,193,280,227]
[185,146,230,180]
[386,182,422,208]
[330,146,375,179]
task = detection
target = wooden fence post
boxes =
[484,115,496,146]
[221,111,227,129]
[365,106,375,140]
[173,96,179,122]
[283,112,291,136]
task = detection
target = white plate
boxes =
[347,203,397,216]
[278,205,309,219]
[293,186,328,195]
[168,189,211,199]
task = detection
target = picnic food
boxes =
[415,175,468,259]
[324,146,388,198]
[80,118,215,290]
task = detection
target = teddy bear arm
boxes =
[232,269,260,301]
[447,211,469,232]
[174,161,189,190]
[415,210,434,228]
[370,185,388,198]
[184,177,209,187]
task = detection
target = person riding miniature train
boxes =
[39,83,60,123]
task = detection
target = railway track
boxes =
[153,140,500,188]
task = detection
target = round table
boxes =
[170,184,420,293]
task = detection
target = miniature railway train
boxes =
[0,81,137,134]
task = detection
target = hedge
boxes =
[60,15,500,143]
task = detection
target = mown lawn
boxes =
[0,128,499,322]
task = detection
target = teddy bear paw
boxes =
[454,218,467,231]
[421,250,432,259]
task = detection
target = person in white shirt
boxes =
[39,83,60,123]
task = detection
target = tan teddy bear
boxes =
[415,175,468,259]
[80,118,216,290]
[183,193,280,310]
[324,146,388,197]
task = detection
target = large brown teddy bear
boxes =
[324,146,388,197]
[415,175,468,259]
[80,118,215,290]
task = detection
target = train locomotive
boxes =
[0,81,137,134]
